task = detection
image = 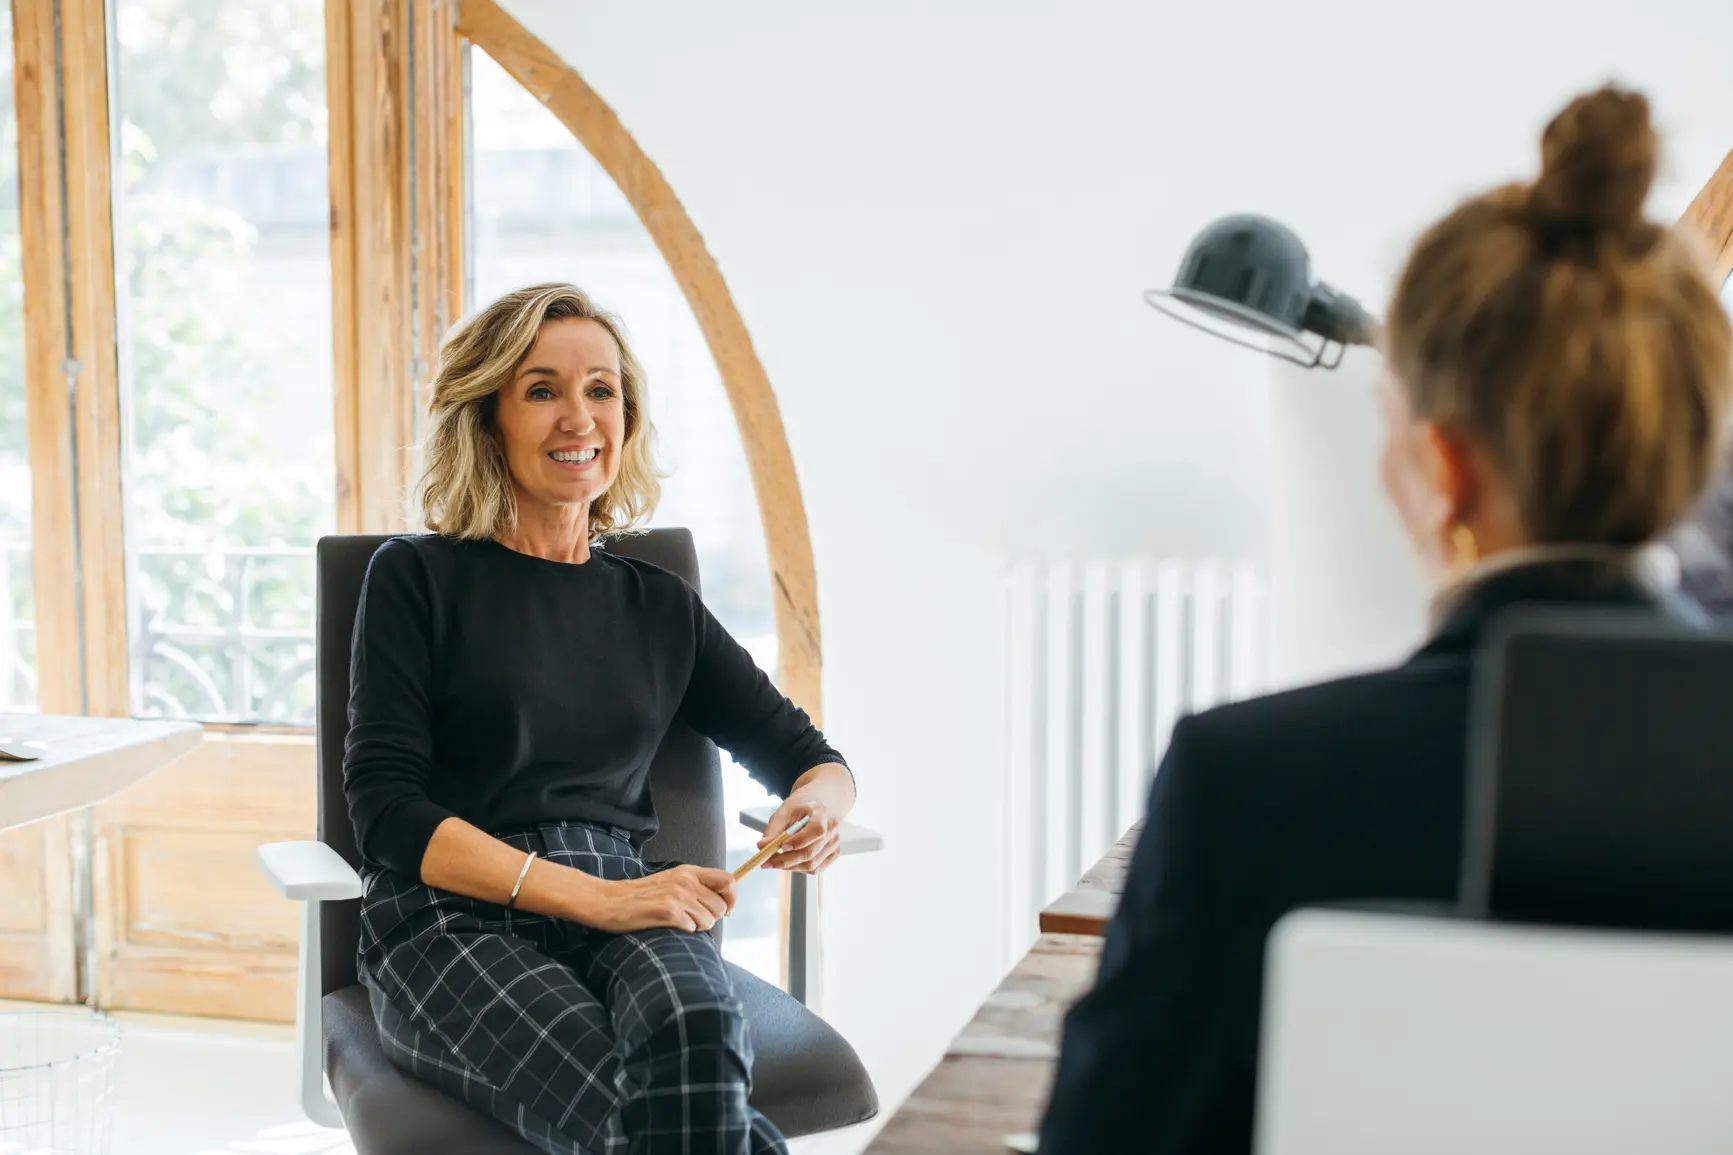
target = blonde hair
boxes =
[1386,84,1733,545]
[416,283,662,541]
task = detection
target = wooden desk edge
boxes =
[1037,888,1118,937]
[0,722,205,831]
[866,935,1101,1153]
[867,825,1141,1152]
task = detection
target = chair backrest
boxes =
[315,529,727,994]
[1461,608,1733,932]
[1255,907,1733,1155]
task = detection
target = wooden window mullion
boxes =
[327,0,361,534]
[59,0,125,719]
[12,0,81,717]
[412,0,463,427]
[12,0,123,720]
[329,0,431,536]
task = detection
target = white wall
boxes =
[500,0,1733,1122]
[1239,6,1733,685]
[1268,346,1428,685]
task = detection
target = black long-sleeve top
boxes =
[343,534,846,877]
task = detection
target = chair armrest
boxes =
[255,839,358,1129]
[258,840,364,902]
[737,806,883,855]
[737,805,881,1009]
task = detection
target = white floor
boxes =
[82,1010,870,1155]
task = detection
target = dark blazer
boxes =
[1036,559,1704,1155]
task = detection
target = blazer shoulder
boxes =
[1178,656,1469,774]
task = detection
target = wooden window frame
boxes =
[328,0,463,537]
[449,0,827,724]
[449,0,832,992]
[5,0,828,1011]
[330,0,834,730]
[14,0,122,722]
[12,0,468,727]
[1682,150,1733,285]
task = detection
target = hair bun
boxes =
[1530,84,1658,237]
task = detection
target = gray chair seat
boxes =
[325,966,877,1154]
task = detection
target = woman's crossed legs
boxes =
[368,917,785,1155]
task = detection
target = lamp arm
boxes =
[1302,282,1380,347]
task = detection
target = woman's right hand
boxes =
[587,865,738,934]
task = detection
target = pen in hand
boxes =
[732,815,811,881]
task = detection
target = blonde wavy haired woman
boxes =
[342,284,856,1155]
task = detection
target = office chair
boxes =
[258,530,880,1153]
[1255,610,1733,1155]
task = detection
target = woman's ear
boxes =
[1421,420,1477,529]
[478,393,504,448]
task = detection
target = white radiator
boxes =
[1002,559,1268,960]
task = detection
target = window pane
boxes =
[0,0,35,712]
[113,0,334,724]
[468,49,786,984]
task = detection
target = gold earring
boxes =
[1448,522,1479,571]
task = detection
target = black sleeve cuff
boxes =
[365,796,459,879]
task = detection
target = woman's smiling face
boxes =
[493,316,626,516]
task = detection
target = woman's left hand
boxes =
[757,796,842,875]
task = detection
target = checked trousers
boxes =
[357,821,785,1155]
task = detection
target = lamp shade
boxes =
[1145,214,1377,369]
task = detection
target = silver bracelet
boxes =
[507,851,537,909]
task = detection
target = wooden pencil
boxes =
[732,815,812,881]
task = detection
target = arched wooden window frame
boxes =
[463,3,825,720]
[0,0,826,1016]
[1681,150,1733,287]
[330,0,825,723]
[321,0,829,997]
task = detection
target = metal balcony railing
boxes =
[0,543,316,724]
[128,545,317,724]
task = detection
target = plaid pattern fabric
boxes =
[358,822,786,1155]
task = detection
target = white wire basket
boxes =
[0,1011,122,1155]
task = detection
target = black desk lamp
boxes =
[1144,214,1379,369]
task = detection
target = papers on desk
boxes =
[0,714,203,830]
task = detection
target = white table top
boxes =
[0,713,204,831]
